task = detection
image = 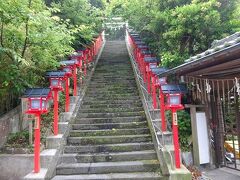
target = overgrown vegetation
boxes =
[0,0,104,115]
[3,92,65,152]
[5,130,31,149]
[107,0,240,67]
[166,110,192,151]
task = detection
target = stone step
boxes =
[83,94,140,100]
[88,84,137,88]
[94,70,133,73]
[52,172,163,180]
[90,78,136,85]
[91,74,134,78]
[85,92,139,97]
[64,142,155,154]
[74,116,145,124]
[91,77,135,81]
[82,103,143,109]
[71,122,147,130]
[56,160,160,175]
[87,87,137,91]
[67,134,152,145]
[78,107,143,113]
[95,66,133,69]
[86,90,138,95]
[89,82,136,86]
[83,96,141,102]
[69,128,150,137]
[76,111,145,118]
[61,150,157,163]
[82,99,142,105]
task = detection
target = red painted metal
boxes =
[151,76,157,109]
[172,108,181,168]
[53,90,58,135]
[159,89,166,132]
[84,52,87,76]
[65,77,70,112]
[79,58,83,85]
[165,93,184,169]
[34,113,41,173]
[73,66,77,96]
[146,65,151,93]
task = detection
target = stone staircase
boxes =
[52,41,163,179]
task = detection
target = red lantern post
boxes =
[22,88,52,173]
[72,52,84,85]
[134,41,145,62]
[46,71,65,135]
[150,67,168,110]
[60,61,74,112]
[165,93,184,169]
[83,48,88,76]
[138,48,150,74]
[159,87,167,132]
[143,57,160,93]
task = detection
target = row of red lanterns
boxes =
[127,29,185,169]
[22,32,104,173]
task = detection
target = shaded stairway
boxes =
[52,41,163,179]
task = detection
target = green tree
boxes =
[0,0,73,113]
[52,0,105,48]
[107,0,240,67]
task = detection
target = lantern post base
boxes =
[24,168,48,180]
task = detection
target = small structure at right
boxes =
[158,32,240,171]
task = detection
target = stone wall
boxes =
[0,106,28,148]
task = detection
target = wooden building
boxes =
[159,32,240,170]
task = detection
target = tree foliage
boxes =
[51,0,105,48]
[0,0,105,114]
[107,0,240,67]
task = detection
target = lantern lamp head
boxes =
[62,67,72,76]
[158,77,167,85]
[22,88,52,115]
[149,63,157,69]
[50,78,63,91]
[165,93,184,110]
[46,71,65,91]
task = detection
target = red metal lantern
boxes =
[60,60,77,112]
[157,77,167,86]
[50,78,63,90]
[165,93,184,110]
[22,88,52,173]
[46,71,66,136]
[144,57,160,93]
[62,66,73,76]
[165,93,184,169]
[24,88,52,115]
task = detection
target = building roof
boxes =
[161,84,187,94]
[45,71,66,78]
[158,32,240,79]
[22,88,51,98]
[60,60,77,66]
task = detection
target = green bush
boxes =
[166,110,192,152]
[5,130,30,148]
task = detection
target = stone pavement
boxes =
[202,167,240,180]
